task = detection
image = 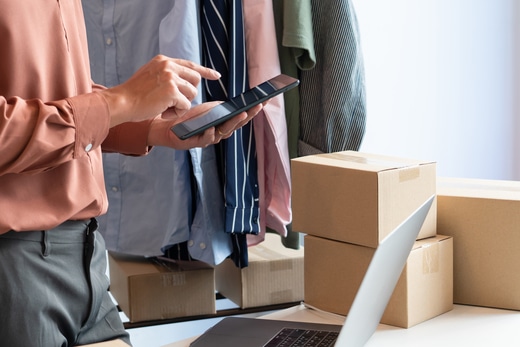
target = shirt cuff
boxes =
[102,120,153,156]
[67,92,110,159]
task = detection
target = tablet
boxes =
[171,74,299,140]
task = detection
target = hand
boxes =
[99,55,221,127]
[147,102,263,150]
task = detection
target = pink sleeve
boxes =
[0,92,110,175]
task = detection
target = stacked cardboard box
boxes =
[215,232,304,308]
[304,234,453,328]
[108,252,216,323]
[292,151,437,247]
[291,151,453,328]
[437,177,520,310]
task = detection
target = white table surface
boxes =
[161,304,520,347]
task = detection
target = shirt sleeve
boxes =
[102,119,153,156]
[91,83,152,156]
[0,92,110,176]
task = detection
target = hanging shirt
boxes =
[0,0,151,234]
[242,0,293,247]
[272,0,316,159]
[271,0,316,249]
[82,0,233,264]
[201,0,259,268]
[298,0,367,156]
[159,2,233,265]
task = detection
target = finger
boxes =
[171,75,199,102]
[154,63,199,102]
[216,126,228,137]
[227,104,263,130]
[246,103,263,118]
[172,58,221,81]
[217,112,248,138]
[173,66,203,89]
[154,56,203,89]
[227,104,263,134]
[188,127,219,148]
[168,103,191,119]
[163,95,192,119]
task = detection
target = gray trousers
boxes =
[0,219,131,347]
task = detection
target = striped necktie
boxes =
[201,0,259,268]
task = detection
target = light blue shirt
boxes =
[82,0,233,264]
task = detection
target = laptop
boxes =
[190,195,435,347]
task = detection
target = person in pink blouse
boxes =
[0,1,261,346]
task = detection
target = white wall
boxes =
[352,0,519,180]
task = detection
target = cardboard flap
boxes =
[293,150,434,173]
[438,177,520,199]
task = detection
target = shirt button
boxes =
[188,240,194,247]
[106,37,113,45]
[111,186,119,192]
[85,143,93,152]
[199,243,206,250]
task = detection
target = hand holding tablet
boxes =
[171,74,300,140]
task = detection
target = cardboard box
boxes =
[304,234,453,328]
[291,151,437,248]
[108,253,216,322]
[76,340,129,347]
[215,233,304,308]
[437,177,520,310]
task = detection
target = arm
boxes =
[102,120,154,155]
[0,92,110,176]
[0,55,221,174]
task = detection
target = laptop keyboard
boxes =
[263,327,339,347]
